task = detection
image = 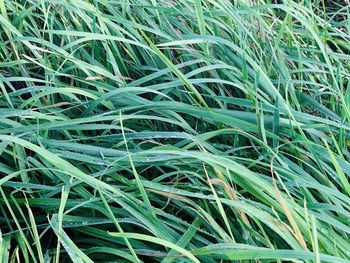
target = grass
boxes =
[0,0,350,262]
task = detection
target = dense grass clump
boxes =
[1,0,350,262]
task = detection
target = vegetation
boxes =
[0,0,350,262]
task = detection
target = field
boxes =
[0,0,350,262]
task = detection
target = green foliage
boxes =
[0,0,350,262]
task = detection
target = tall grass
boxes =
[0,0,350,262]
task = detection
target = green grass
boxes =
[0,0,350,262]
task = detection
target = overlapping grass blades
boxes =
[1,0,350,262]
